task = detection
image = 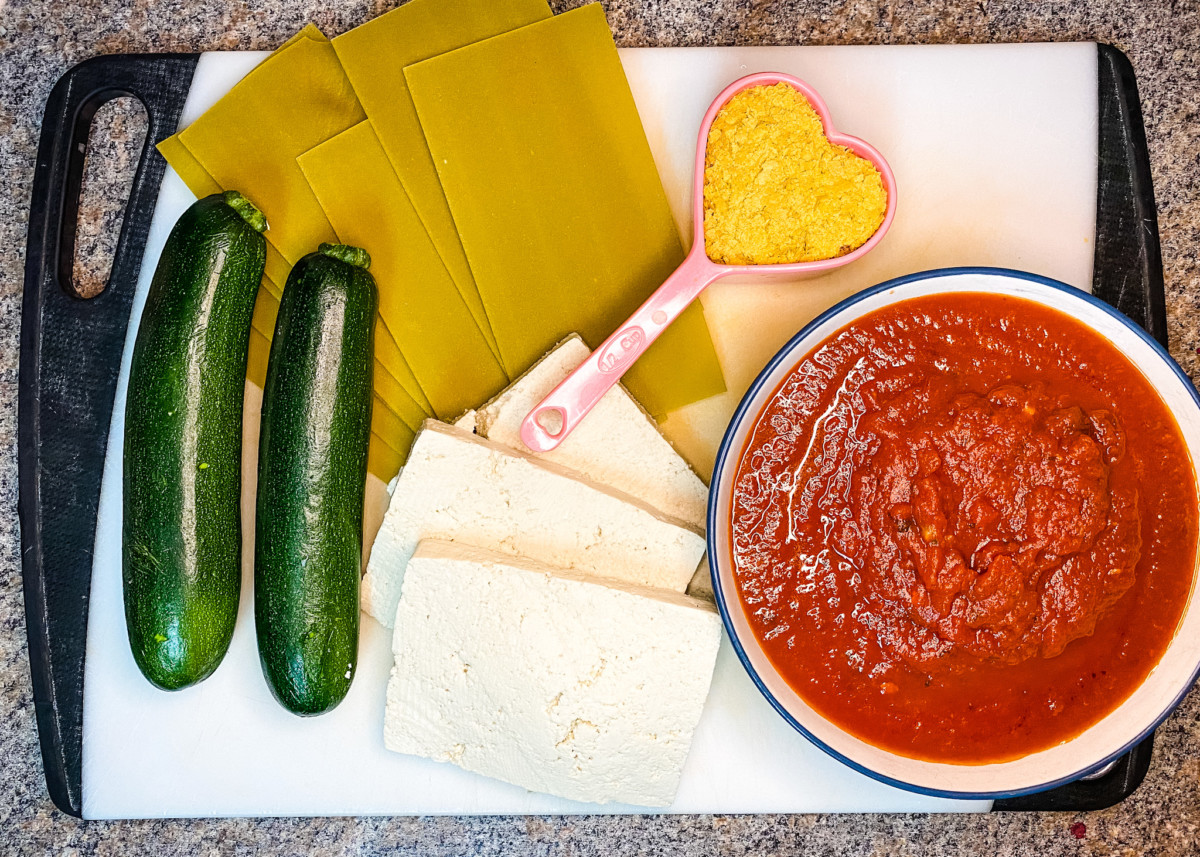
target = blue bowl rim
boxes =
[705,265,1200,801]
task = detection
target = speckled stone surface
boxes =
[2,1,1198,854]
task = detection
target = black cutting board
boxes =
[19,45,1165,818]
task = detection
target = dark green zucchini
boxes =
[256,243,376,715]
[123,190,267,690]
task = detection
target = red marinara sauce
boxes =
[730,293,1198,763]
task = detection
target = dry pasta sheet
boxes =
[405,3,725,416]
[332,0,553,363]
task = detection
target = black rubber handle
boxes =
[1090,44,1168,349]
[18,52,198,818]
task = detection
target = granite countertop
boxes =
[2,0,1198,853]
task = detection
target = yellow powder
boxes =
[703,82,888,265]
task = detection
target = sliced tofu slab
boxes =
[474,335,709,529]
[385,540,723,807]
[363,421,705,628]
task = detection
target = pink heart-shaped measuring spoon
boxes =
[520,71,898,453]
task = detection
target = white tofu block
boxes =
[363,422,705,628]
[474,335,709,529]
[384,540,723,806]
[451,409,477,433]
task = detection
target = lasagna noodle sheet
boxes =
[331,0,553,363]
[405,3,725,416]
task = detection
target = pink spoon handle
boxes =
[521,251,723,453]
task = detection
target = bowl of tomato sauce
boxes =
[708,267,1200,798]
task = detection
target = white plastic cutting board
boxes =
[82,43,1098,819]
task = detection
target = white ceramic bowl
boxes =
[707,267,1200,798]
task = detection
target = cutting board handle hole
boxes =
[58,95,148,300]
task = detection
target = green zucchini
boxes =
[123,191,267,690]
[256,243,377,715]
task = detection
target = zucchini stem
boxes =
[221,190,268,233]
[319,243,372,270]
